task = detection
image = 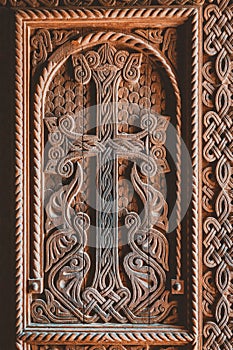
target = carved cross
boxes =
[41,43,174,324]
[72,43,142,301]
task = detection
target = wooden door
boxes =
[0,1,232,350]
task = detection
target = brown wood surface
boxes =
[0,1,232,350]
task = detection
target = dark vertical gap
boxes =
[177,18,193,328]
[0,8,16,350]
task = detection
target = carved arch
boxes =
[33,30,182,287]
[41,31,181,116]
[29,29,184,326]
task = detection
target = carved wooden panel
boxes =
[2,0,230,349]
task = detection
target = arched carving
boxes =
[31,40,179,324]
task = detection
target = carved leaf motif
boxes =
[31,289,75,323]
[124,252,158,308]
[162,28,177,68]
[51,29,79,47]
[31,29,52,67]
[56,250,90,305]
[123,54,142,83]
[45,231,77,272]
[72,54,92,84]
[135,29,163,45]
[131,163,168,230]
[45,162,85,269]
[134,28,177,68]
[136,228,169,270]
[123,209,169,314]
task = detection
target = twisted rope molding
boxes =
[16,7,196,20]
[19,330,194,344]
[189,9,201,350]
[15,13,24,350]
[32,61,55,284]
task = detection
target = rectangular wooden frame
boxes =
[11,1,232,350]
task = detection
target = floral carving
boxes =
[31,29,79,69]
[135,28,177,69]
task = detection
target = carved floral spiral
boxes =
[48,146,65,160]
[114,50,129,68]
[48,131,64,146]
[59,114,75,135]
[74,212,90,231]
[57,158,74,178]
[152,129,167,144]
[141,113,157,132]
[85,51,100,69]
[140,158,157,177]
[125,212,141,230]
[72,54,91,84]
[123,54,142,83]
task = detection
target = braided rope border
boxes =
[32,61,55,282]
[19,329,194,344]
[16,7,196,21]
[189,8,202,350]
[15,6,200,348]
[15,12,25,350]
